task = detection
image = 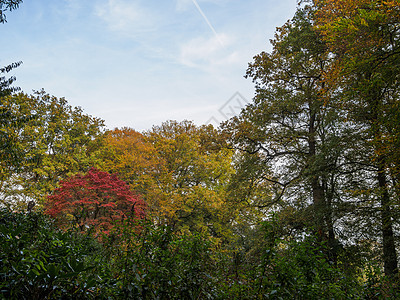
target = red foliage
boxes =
[45,168,146,233]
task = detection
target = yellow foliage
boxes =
[96,121,246,241]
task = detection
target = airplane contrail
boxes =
[191,0,224,46]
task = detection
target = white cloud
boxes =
[179,33,239,70]
[95,0,154,34]
[5,0,298,131]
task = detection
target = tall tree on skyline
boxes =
[224,6,342,248]
[315,0,400,276]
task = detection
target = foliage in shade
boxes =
[3,208,399,299]
[45,168,146,235]
[314,0,400,276]
[0,208,106,299]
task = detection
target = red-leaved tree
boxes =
[45,168,146,234]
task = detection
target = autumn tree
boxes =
[314,0,400,276]
[96,127,162,205]
[223,5,350,259]
[96,121,251,241]
[0,91,105,209]
[144,121,246,239]
[45,168,146,235]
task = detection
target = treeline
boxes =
[1,0,400,298]
[225,0,400,278]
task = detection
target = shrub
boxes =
[0,208,105,299]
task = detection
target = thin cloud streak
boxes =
[191,0,223,46]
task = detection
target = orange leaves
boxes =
[97,121,238,238]
[98,127,161,191]
[97,127,165,220]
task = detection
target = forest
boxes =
[1,0,400,298]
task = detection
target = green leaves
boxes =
[0,91,105,209]
[315,0,400,276]
[102,220,223,299]
[2,207,399,299]
[225,5,339,236]
[0,208,105,299]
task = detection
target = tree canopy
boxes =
[1,0,400,297]
[0,91,105,209]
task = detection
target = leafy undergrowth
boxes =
[1,208,398,299]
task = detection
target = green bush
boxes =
[1,208,398,299]
[0,208,105,299]
[101,220,224,299]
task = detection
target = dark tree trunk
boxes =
[309,110,327,241]
[377,157,398,276]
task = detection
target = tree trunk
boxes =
[377,156,398,276]
[309,110,327,241]
[369,86,398,276]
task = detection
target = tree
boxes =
[314,0,400,276]
[223,5,349,260]
[0,91,105,209]
[0,62,24,179]
[97,121,251,241]
[0,0,24,113]
[143,120,245,239]
[96,127,161,204]
[0,62,24,184]
[0,1,24,178]
[0,0,24,98]
[45,168,146,235]
[0,61,21,98]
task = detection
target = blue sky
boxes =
[1,0,297,131]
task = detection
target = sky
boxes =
[1,0,297,131]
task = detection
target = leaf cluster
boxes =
[0,208,105,299]
[45,168,146,236]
